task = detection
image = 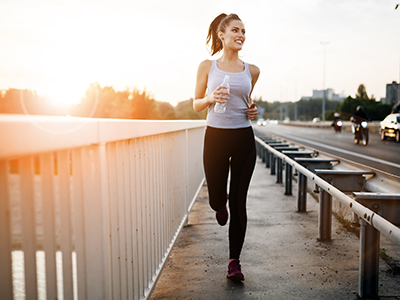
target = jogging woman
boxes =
[193,13,260,281]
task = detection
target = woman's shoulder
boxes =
[197,60,214,78]
[248,63,260,77]
[198,59,213,70]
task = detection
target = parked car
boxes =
[380,113,400,142]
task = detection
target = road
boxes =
[254,123,400,177]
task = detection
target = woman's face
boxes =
[220,20,246,51]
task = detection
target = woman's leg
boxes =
[228,128,256,259]
[203,127,231,212]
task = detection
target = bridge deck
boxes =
[150,156,400,300]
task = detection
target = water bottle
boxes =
[214,75,230,113]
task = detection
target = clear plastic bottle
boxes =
[214,75,230,113]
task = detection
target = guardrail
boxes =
[254,129,400,300]
[0,115,206,300]
[282,120,381,134]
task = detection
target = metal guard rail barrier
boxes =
[255,135,400,245]
[254,134,400,299]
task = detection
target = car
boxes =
[312,117,321,123]
[257,118,267,126]
[380,113,400,142]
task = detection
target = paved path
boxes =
[150,157,400,300]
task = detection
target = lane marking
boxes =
[273,132,400,169]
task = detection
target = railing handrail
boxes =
[1,115,207,299]
[0,114,206,159]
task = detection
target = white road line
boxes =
[275,132,400,169]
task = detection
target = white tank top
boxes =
[206,60,252,129]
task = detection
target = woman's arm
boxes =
[248,64,260,104]
[193,60,229,112]
[245,64,260,120]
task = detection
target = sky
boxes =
[1,0,400,107]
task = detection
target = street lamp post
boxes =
[397,4,400,103]
[294,67,298,121]
[320,41,329,122]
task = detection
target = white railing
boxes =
[0,115,206,300]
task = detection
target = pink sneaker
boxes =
[215,194,229,226]
[227,259,244,281]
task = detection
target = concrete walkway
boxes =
[149,157,400,300]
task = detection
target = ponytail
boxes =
[206,13,242,56]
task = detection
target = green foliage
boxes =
[175,99,207,120]
[255,98,340,121]
[0,88,69,115]
[254,84,392,122]
[356,84,369,100]
[157,101,177,120]
[0,84,207,120]
[337,85,392,121]
[1,83,391,121]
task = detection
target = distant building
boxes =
[300,88,345,102]
[382,81,399,104]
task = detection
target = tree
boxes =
[130,88,158,119]
[69,83,113,118]
[0,88,67,115]
[156,101,176,120]
[175,99,207,119]
[356,84,369,100]
[338,85,391,121]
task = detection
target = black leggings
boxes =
[203,126,256,259]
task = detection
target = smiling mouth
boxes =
[235,39,243,45]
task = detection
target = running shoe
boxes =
[226,259,244,281]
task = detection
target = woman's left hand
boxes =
[246,103,258,120]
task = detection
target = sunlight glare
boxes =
[44,84,85,108]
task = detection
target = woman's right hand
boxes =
[208,85,229,105]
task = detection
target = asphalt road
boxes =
[254,123,400,177]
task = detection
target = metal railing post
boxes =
[265,148,270,168]
[297,173,307,212]
[276,157,282,183]
[255,141,260,158]
[353,192,400,300]
[0,160,13,300]
[359,219,380,299]
[318,188,332,241]
[261,146,266,162]
[284,162,292,195]
[270,153,276,175]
